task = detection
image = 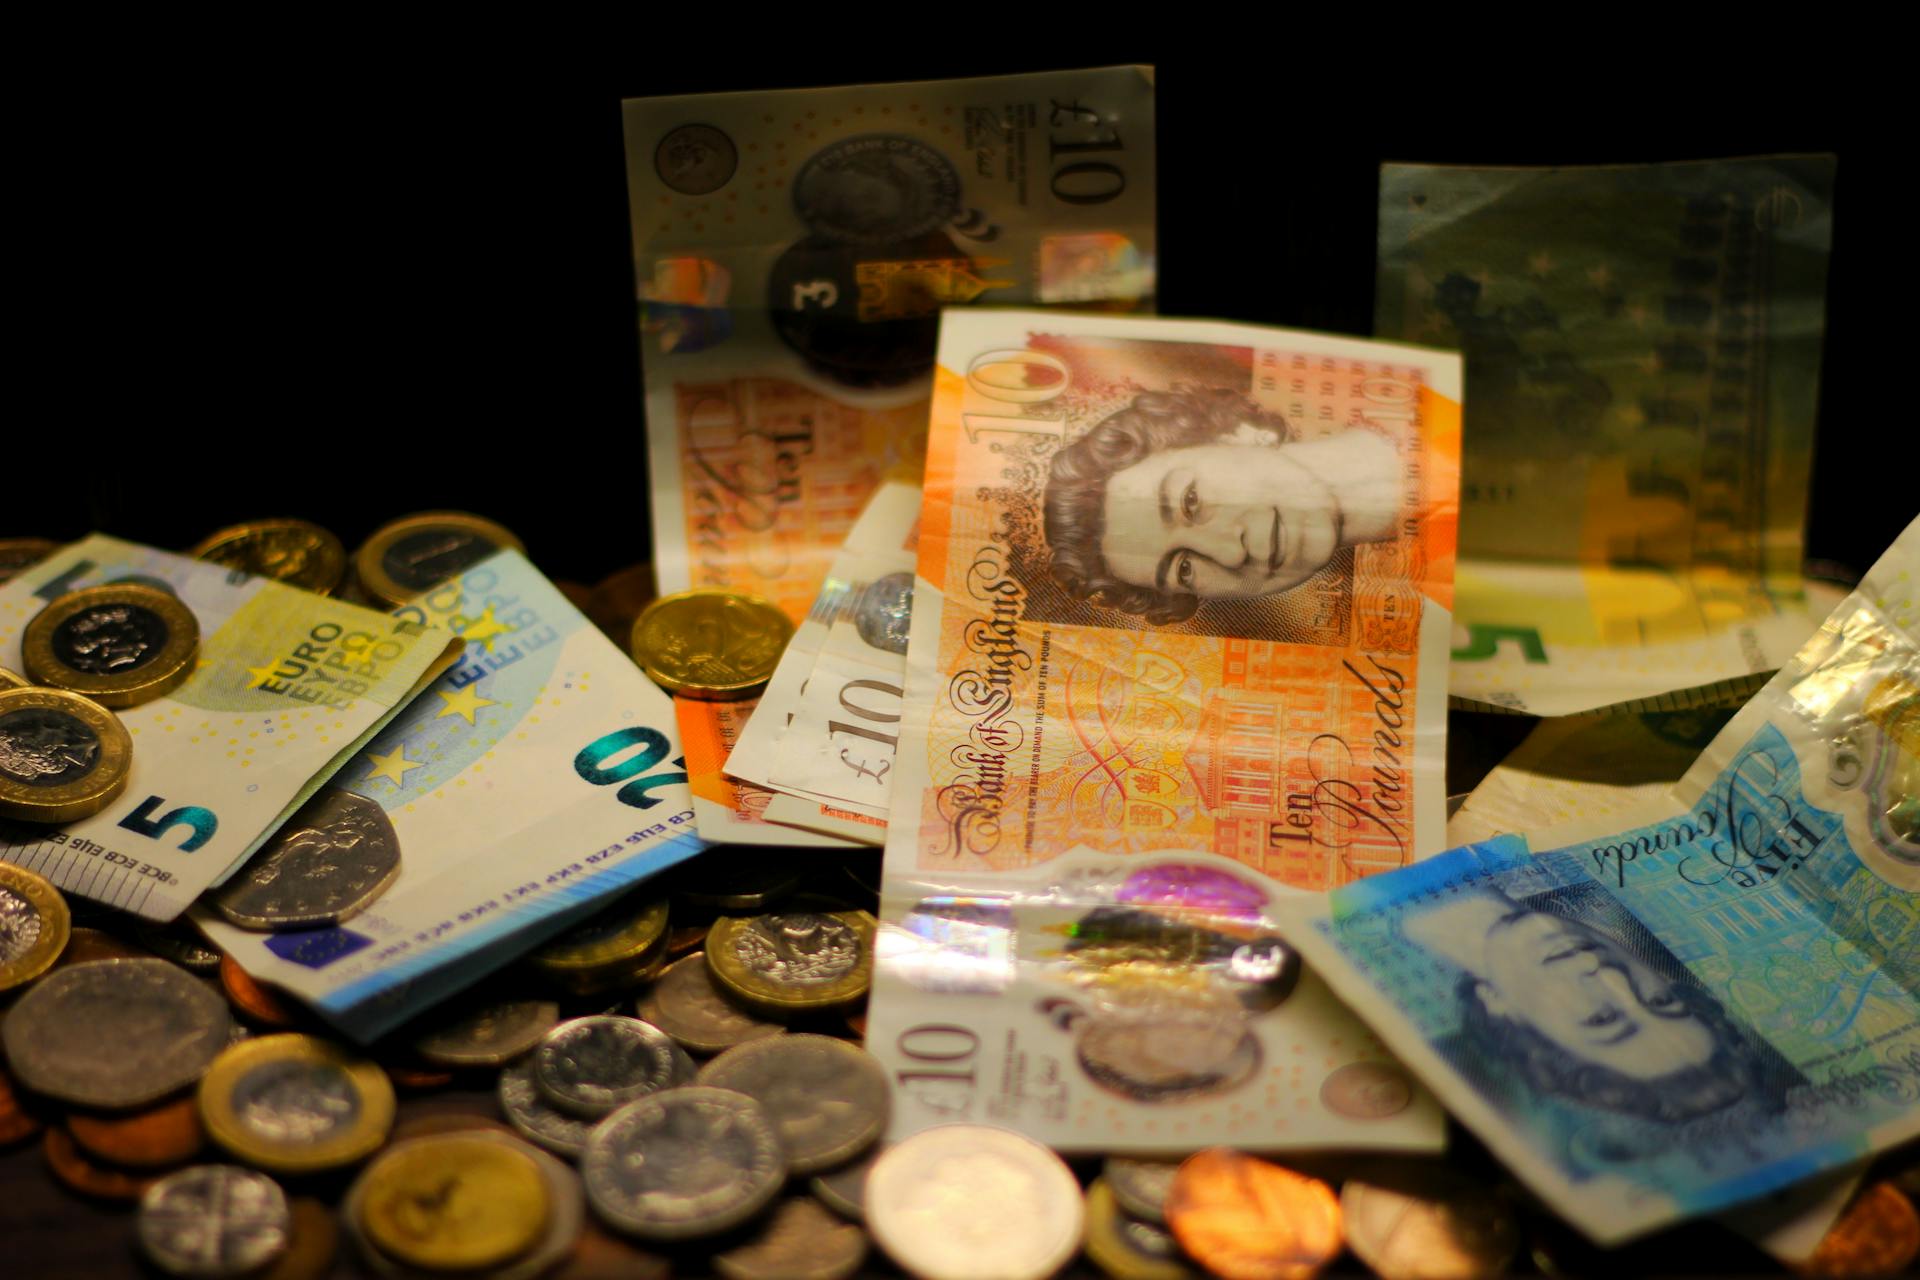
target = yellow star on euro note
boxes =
[245,662,280,690]
[365,745,425,786]
[458,604,514,652]
[436,684,497,726]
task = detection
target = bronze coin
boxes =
[551,1219,674,1280]
[1165,1149,1342,1280]
[221,954,300,1026]
[53,927,149,969]
[1341,1165,1518,1280]
[1801,1181,1920,1278]
[389,1111,516,1144]
[384,1063,457,1091]
[0,1062,45,1146]
[260,1197,340,1280]
[67,1094,205,1168]
[43,1125,164,1200]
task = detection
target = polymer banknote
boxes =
[200,551,708,1039]
[1280,517,1919,1242]
[625,67,1156,624]
[1375,156,1837,715]
[0,536,457,920]
[675,695,856,848]
[868,309,1463,1150]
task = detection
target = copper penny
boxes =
[44,1125,164,1200]
[67,1094,205,1168]
[389,1111,515,1144]
[260,1197,340,1280]
[1800,1181,1920,1278]
[53,928,150,968]
[1166,1149,1342,1280]
[0,1063,44,1146]
[221,954,300,1026]
[385,1063,457,1091]
[844,1006,869,1041]
[550,1219,674,1280]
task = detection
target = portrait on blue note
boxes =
[1393,874,1804,1134]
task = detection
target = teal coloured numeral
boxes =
[1451,624,1548,663]
[118,795,218,851]
[575,727,688,811]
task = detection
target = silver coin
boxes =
[231,1059,361,1144]
[637,953,786,1056]
[342,1128,584,1280]
[133,921,224,972]
[1,957,232,1108]
[1104,1156,1181,1225]
[732,912,863,988]
[137,1165,290,1278]
[582,1086,785,1242]
[695,1034,888,1175]
[714,1196,869,1280]
[0,884,44,966]
[809,1142,887,1221]
[212,787,401,929]
[867,1125,1085,1280]
[413,998,559,1068]
[534,1015,684,1118]
[497,1055,595,1159]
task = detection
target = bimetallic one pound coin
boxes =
[867,1125,1085,1280]
[357,1134,550,1271]
[191,520,348,597]
[22,583,200,707]
[714,1196,869,1280]
[1085,1179,1196,1280]
[630,589,793,699]
[637,952,786,1056]
[213,787,402,930]
[1341,1167,1519,1280]
[1105,1156,1181,1225]
[138,1165,291,1278]
[354,512,525,609]
[0,686,133,824]
[0,537,60,586]
[1165,1149,1342,1280]
[0,666,27,690]
[581,1086,785,1242]
[705,906,875,1018]
[696,1034,889,1175]
[198,1034,395,1174]
[0,862,71,991]
[3,958,232,1109]
[533,1015,690,1119]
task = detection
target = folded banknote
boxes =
[676,695,857,848]
[200,550,708,1039]
[0,536,457,920]
[1280,516,1919,1242]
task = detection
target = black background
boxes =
[15,41,1906,583]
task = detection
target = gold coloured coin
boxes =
[0,667,27,690]
[705,906,876,1018]
[1085,1180,1197,1280]
[22,584,200,708]
[191,519,348,596]
[0,538,59,587]
[530,893,670,995]
[358,1134,551,1272]
[0,686,133,824]
[630,589,794,699]
[0,862,70,992]
[353,511,525,609]
[198,1033,396,1175]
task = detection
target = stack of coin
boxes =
[0,537,59,587]
[528,891,671,995]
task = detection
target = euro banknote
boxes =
[199,551,709,1040]
[625,67,1155,624]
[1375,156,1837,715]
[675,695,857,848]
[867,309,1463,1150]
[0,536,457,920]
[1279,516,1919,1243]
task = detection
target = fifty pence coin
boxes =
[1341,1166,1520,1280]
[138,1164,291,1278]
[497,1055,596,1160]
[705,906,875,1018]
[197,1034,395,1174]
[212,787,402,930]
[412,998,559,1069]
[867,1125,1085,1280]
[22,583,200,708]
[0,686,133,825]
[637,952,786,1056]
[352,512,525,610]
[630,590,793,699]
[533,1016,686,1119]
[0,862,71,992]
[190,520,348,596]
[581,1086,785,1242]
[696,1034,889,1175]
[2,958,232,1108]
[714,1196,869,1280]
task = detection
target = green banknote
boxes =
[1376,156,1837,715]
